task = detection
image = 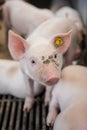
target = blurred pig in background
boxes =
[55,6,84,34]
[50,0,87,66]
[0,59,44,98]
[1,0,54,37]
[50,0,87,27]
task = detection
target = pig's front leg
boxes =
[44,86,53,106]
[47,96,58,126]
[23,74,34,112]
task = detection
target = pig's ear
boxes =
[51,30,72,54]
[8,30,29,60]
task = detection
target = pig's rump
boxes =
[54,100,87,130]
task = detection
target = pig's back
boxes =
[62,65,87,84]
[3,0,53,35]
[29,17,77,39]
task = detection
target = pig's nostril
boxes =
[46,78,59,85]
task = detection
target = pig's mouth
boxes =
[45,77,59,86]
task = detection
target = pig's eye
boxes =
[31,60,36,64]
[30,57,38,66]
[54,54,57,59]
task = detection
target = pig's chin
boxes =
[44,78,60,86]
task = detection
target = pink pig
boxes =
[8,17,72,111]
[0,59,44,98]
[47,65,87,130]
[55,6,84,33]
[1,0,53,36]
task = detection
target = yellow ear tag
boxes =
[54,38,63,47]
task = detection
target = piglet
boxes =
[8,17,72,111]
[0,59,44,98]
[55,6,84,33]
[1,0,53,36]
[47,65,87,130]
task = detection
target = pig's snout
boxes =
[46,77,59,85]
[42,63,60,85]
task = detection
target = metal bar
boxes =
[29,107,34,130]
[22,104,28,130]
[0,95,7,130]
[15,101,23,130]
[9,101,16,130]
[1,96,11,130]
[35,99,40,130]
[42,103,47,130]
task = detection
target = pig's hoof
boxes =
[47,113,56,126]
[23,103,32,112]
[23,98,34,112]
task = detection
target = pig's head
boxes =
[8,30,71,86]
